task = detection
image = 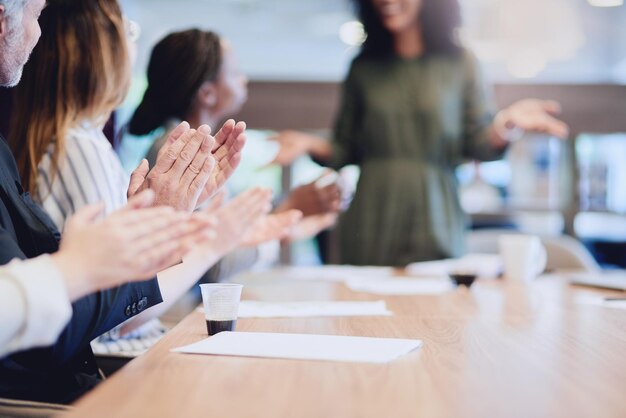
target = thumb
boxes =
[124,189,156,211]
[128,159,150,198]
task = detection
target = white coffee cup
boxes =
[498,234,547,281]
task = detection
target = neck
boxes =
[185,109,220,130]
[393,23,425,59]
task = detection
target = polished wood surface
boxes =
[62,272,626,418]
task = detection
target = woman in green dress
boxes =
[272,0,568,266]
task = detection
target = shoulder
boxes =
[344,53,387,85]
[66,126,111,152]
[457,48,481,75]
[0,136,20,180]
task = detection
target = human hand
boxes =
[241,210,303,247]
[286,213,338,243]
[276,171,341,217]
[52,190,196,300]
[128,122,216,212]
[268,130,327,166]
[495,99,569,141]
[196,119,247,207]
[186,188,273,263]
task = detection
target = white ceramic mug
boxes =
[498,234,547,281]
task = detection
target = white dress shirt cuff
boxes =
[3,255,73,354]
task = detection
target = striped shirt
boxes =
[36,123,129,232]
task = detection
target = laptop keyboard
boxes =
[91,320,168,358]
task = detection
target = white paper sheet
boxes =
[172,331,421,363]
[278,265,395,282]
[406,254,502,278]
[575,294,626,310]
[347,278,454,295]
[236,300,392,318]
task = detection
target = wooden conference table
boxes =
[61,269,626,418]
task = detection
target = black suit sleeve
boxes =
[0,224,163,364]
[0,226,28,262]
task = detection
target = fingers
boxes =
[132,211,192,253]
[242,210,302,246]
[212,119,236,149]
[213,122,246,160]
[168,125,212,178]
[113,206,185,235]
[179,132,214,189]
[167,121,190,146]
[134,241,186,279]
[203,189,227,213]
[217,188,271,233]
[541,100,562,115]
[123,189,156,211]
[128,159,150,198]
[540,116,569,139]
[520,113,569,139]
[212,150,243,190]
[154,122,191,173]
[188,156,216,201]
[153,125,197,175]
[68,203,106,227]
[185,213,220,246]
[239,189,273,226]
[318,184,342,212]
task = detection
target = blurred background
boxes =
[118,0,626,268]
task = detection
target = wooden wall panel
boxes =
[237,81,626,135]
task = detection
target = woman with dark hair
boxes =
[271,0,568,266]
[129,29,342,246]
[129,30,242,144]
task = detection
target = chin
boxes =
[1,67,23,88]
[381,19,406,33]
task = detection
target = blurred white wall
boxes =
[120,0,626,83]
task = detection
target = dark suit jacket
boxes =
[0,137,163,404]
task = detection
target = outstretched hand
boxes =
[241,210,303,247]
[495,99,569,141]
[185,188,273,263]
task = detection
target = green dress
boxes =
[331,51,504,266]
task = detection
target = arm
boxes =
[119,188,273,334]
[461,52,569,162]
[269,64,362,168]
[329,64,364,169]
[0,190,209,358]
[0,255,72,358]
[460,51,506,162]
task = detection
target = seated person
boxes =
[128,29,341,241]
[0,0,264,404]
[0,190,201,358]
[10,0,300,341]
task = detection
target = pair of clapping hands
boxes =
[52,120,302,301]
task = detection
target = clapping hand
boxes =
[127,119,247,212]
[185,188,273,262]
[128,122,215,212]
[53,190,214,300]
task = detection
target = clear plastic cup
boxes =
[199,283,243,335]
